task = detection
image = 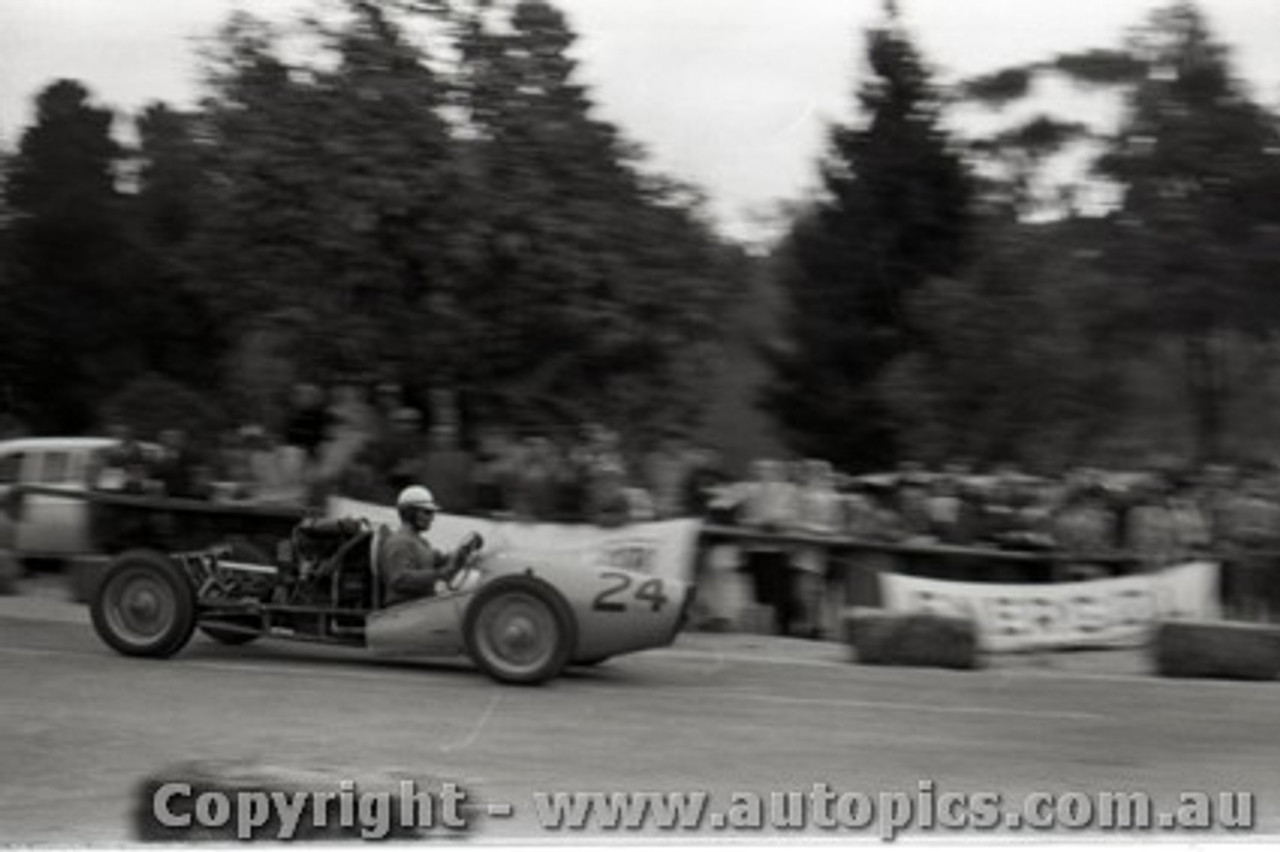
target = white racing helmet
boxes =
[396,485,440,513]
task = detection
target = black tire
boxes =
[463,578,576,685]
[91,550,197,658]
[199,623,260,645]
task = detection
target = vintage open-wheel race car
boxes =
[89,515,695,685]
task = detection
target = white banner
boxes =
[327,497,703,584]
[879,561,1221,652]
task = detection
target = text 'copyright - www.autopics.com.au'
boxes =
[149,779,1257,841]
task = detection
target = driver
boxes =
[381,485,483,605]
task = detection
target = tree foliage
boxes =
[0,0,739,443]
[888,0,1280,469]
[449,0,737,434]
[1,80,132,430]
[1094,1,1280,462]
[764,5,972,470]
[879,217,1129,469]
[190,5,464,389]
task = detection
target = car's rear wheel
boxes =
[463,579,574,685]
[91,550,196,658]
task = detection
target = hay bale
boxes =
[843,607,981,670]
[1152,620,1280,681]
[133,760,473,842]
[843,607,897,664]
[895,613,981,669]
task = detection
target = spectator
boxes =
[214,427,254,500]
[841,480,897,541]
[581,422,626,475]
[96,422,150,493]
[1124,473,1181,571]
[320,383,377,482]
[585,458,633,528]
[153,428,205,499]
[283,383,332,461]
[680,446,732,520]
[738,459,800,636]
[509,436,559,522]
[677,446,734,625]
[895,472,935,542]
[334,441,387,503]
[552,439,590,523]
[623,479,657,522]
[643,435,690,519]
[1050,481,1116,580]
[792,459,843,638]
[281,382,332,502]
[236,425,290,503]
[924,474,965,544]
[471,426,520,517]
[840,483,902,607]
[371,381,405,444]
[421,421,475,515]
[576,424,634,524]
[384,407,427,494]
[1218,469,1280,620]
[1167,473,1212,555]
[1196,462,1240,546]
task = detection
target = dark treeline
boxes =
[0,0,743,453]
[2,0,1280,476]
[769,0,1280,473]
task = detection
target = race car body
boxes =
[366,548,686,664]
[89,516,694,684]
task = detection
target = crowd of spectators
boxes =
[90,382,732,527]
[87,380,1280,635]
[717,457,1280,635]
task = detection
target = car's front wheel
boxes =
[91,550,196,658]
[463,578,575,685]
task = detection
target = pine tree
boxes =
[764,2,972,470]
[453,0,735,435]
[2,80,136,430]
[191,3,462,401]
[1095,1,1280,463]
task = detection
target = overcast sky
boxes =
[2,1,1279,241]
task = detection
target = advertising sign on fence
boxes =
[879,561,1221,651]
[327,497,703,584]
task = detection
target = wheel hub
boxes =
[477,592,559,675]
[126,589,160,623]
[499,617,538,655]
[108,573,174,642]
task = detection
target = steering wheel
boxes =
[442,534,485,591]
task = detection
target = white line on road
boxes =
[3,643,1278,699]
[440,691,503,753]
[6,645,1094,720]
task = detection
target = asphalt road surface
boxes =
[2,599,1278,844]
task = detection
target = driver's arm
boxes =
[383,539,449,598]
